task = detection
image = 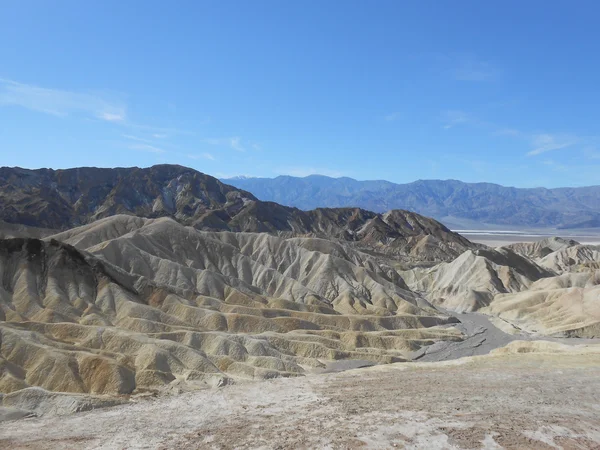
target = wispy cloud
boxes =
[125,133,219,160]
[442,110,470,129]
[384,112,401,122]
[452,57,499,82]
[542,159,570,172]
[187,152,215,161]
[204,136,245,152]
[123,134,153,144]
[128,143,165,154]
[123,122,194,136]
[424,158,440,175]
[440,107,589,159]
[492,128,522,137]
[0,78,200,140]
[215,172,258,179]
[466,159,489,173]
[583,146,600,160]
[229,137,244,152]
[0,78,126,122]
[451,156,491,174]
[527,134,579,156]
[275,166,346,178]
[100,112,126,122]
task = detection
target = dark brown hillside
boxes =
[0,165,476,262]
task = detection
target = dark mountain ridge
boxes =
[0,165,475,263]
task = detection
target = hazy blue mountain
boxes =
[222,175,600,229]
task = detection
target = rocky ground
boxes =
[1,341,599,449]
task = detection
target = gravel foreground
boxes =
[1,347,600,449]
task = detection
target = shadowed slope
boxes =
[0,221,53,240]
[0,165,252,229]
[0,165,476,264]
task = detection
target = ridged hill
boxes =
[401,247,555,312]
[0,165,254,229]
[504,237,580,259]
[403,237,600,336]
[0,165,475,264]
[0,216,462,408]
[483,270,600,337]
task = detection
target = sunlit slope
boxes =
[0,218,462,398]
[401,247,554,312]
[482,271,600,337]
[402,237,600,337]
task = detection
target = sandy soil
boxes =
[1,348,599,450]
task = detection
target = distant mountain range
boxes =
[222,175,600,229]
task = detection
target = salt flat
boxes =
[459,229,600,247]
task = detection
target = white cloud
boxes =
[527,134,579,156]
[100,112,126,122]
[125,134,218,160]
[188,152,215,161]
[123,134,153,144]
[442,110,470,129]
[542,159,569,172]
[204,136,245,152]
[493,128,522,137]
[466,159,488,173]
[215,172,257,179]
[0,78,126,122]
[230,137,244,151]
[128,143,165,154]
[583,146,600,160]
[125,122,194,136]
[275,166,346,178]
[453,59,498,82]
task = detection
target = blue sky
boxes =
[1,1,599,188]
